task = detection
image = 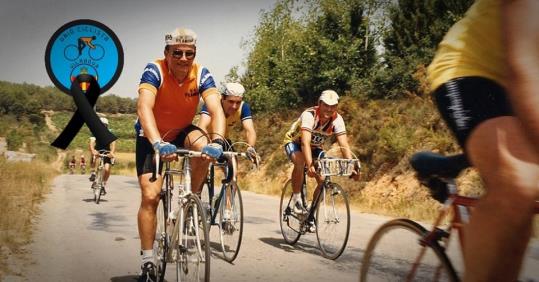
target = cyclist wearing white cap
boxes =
[283,90,359,219]
[198,82,257,154]
[88,117,116,194]
[134,27,226,281]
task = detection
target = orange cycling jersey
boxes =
[135,59,219,141]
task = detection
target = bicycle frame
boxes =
[286,167,333,234]
[204,151,249,225]
[159,153,206,262]
[409,178,539,280]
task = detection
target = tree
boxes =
[368,0,473,99]
[241,0,377,111]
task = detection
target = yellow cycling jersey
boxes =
[427,0,506,92]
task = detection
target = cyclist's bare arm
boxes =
[197,111,211,134]
[89,138,97,156]
[504,0,539,151]
[202,90,226,140]
[336,133,360,180]
[242,118,257,147]
[335,133,353,159]
[137,88,162,145]
[109,140,116,158]
[301,130,316,176]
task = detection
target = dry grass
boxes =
[0,159,57,279]
[113,152,136,176]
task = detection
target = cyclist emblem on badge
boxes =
[45,19,123,95]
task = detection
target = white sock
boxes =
[141,249,154,265]
[292,193,301,202]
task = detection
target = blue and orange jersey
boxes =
[200,101,252,138]
[134,59,219,141]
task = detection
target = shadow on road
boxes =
[259,236,321,256]
[259,236,365,273]
[110,275,138,282]
[244,216,274,224]
[82,198,109,203]
[88,212,129,232]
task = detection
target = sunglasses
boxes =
[171,49,196,59]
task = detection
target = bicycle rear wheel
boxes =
[154,192,168,281]
[360,218,458,282]
[279,179,302,245]
[176,194,210,282]
[218,181,243,262]
[93,161,104,204]
[315,182,350,259]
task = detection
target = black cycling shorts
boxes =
[136,124,207,176]
[432,77,513,148]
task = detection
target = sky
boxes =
[0,0,278,98]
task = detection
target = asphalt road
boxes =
[3,175,539,281]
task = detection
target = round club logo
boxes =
[45,19,123,95]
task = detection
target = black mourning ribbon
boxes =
[51,74,117,149]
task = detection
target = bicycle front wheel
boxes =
[279,179,302,245]
[218,182,243,262]
[315,182,350,259]
[94,167,103,204]
[176,194,211,282]
[154,195,168,281]
[360,218,458,282]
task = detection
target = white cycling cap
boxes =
[165,28,197,45]
[221,82,245,97]
[319,90,339,106]
[100,117,109,125]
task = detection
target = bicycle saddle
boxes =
[410,151,470,179]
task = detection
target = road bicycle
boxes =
[68,162,76,174]
[90,150,110,204]
[80,162,86,174]
[279,154,360,260]
[359,151,539,281]
[64,43,105,61]
[201,145,259,262]
[152,149,211,282]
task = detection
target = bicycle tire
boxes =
[94,161,104,204]
[154,188,169,282]
[315,182,350,260]
[218,181,243,262]
[64,44,79,61]
[360,218,458,282]
[176,193,211,282]
[279,179,302,245]
[89,44,105,60]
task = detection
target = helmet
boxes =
[221,82,245,97]
[318,90,339,106]
[165,28,197,46]
[99,117,109,125]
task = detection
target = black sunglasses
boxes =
[171,49,196,59]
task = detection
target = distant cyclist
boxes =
[68,155,76,173]
[79,155,86,173]
[88,117,116,195]
[283,90,359,220]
